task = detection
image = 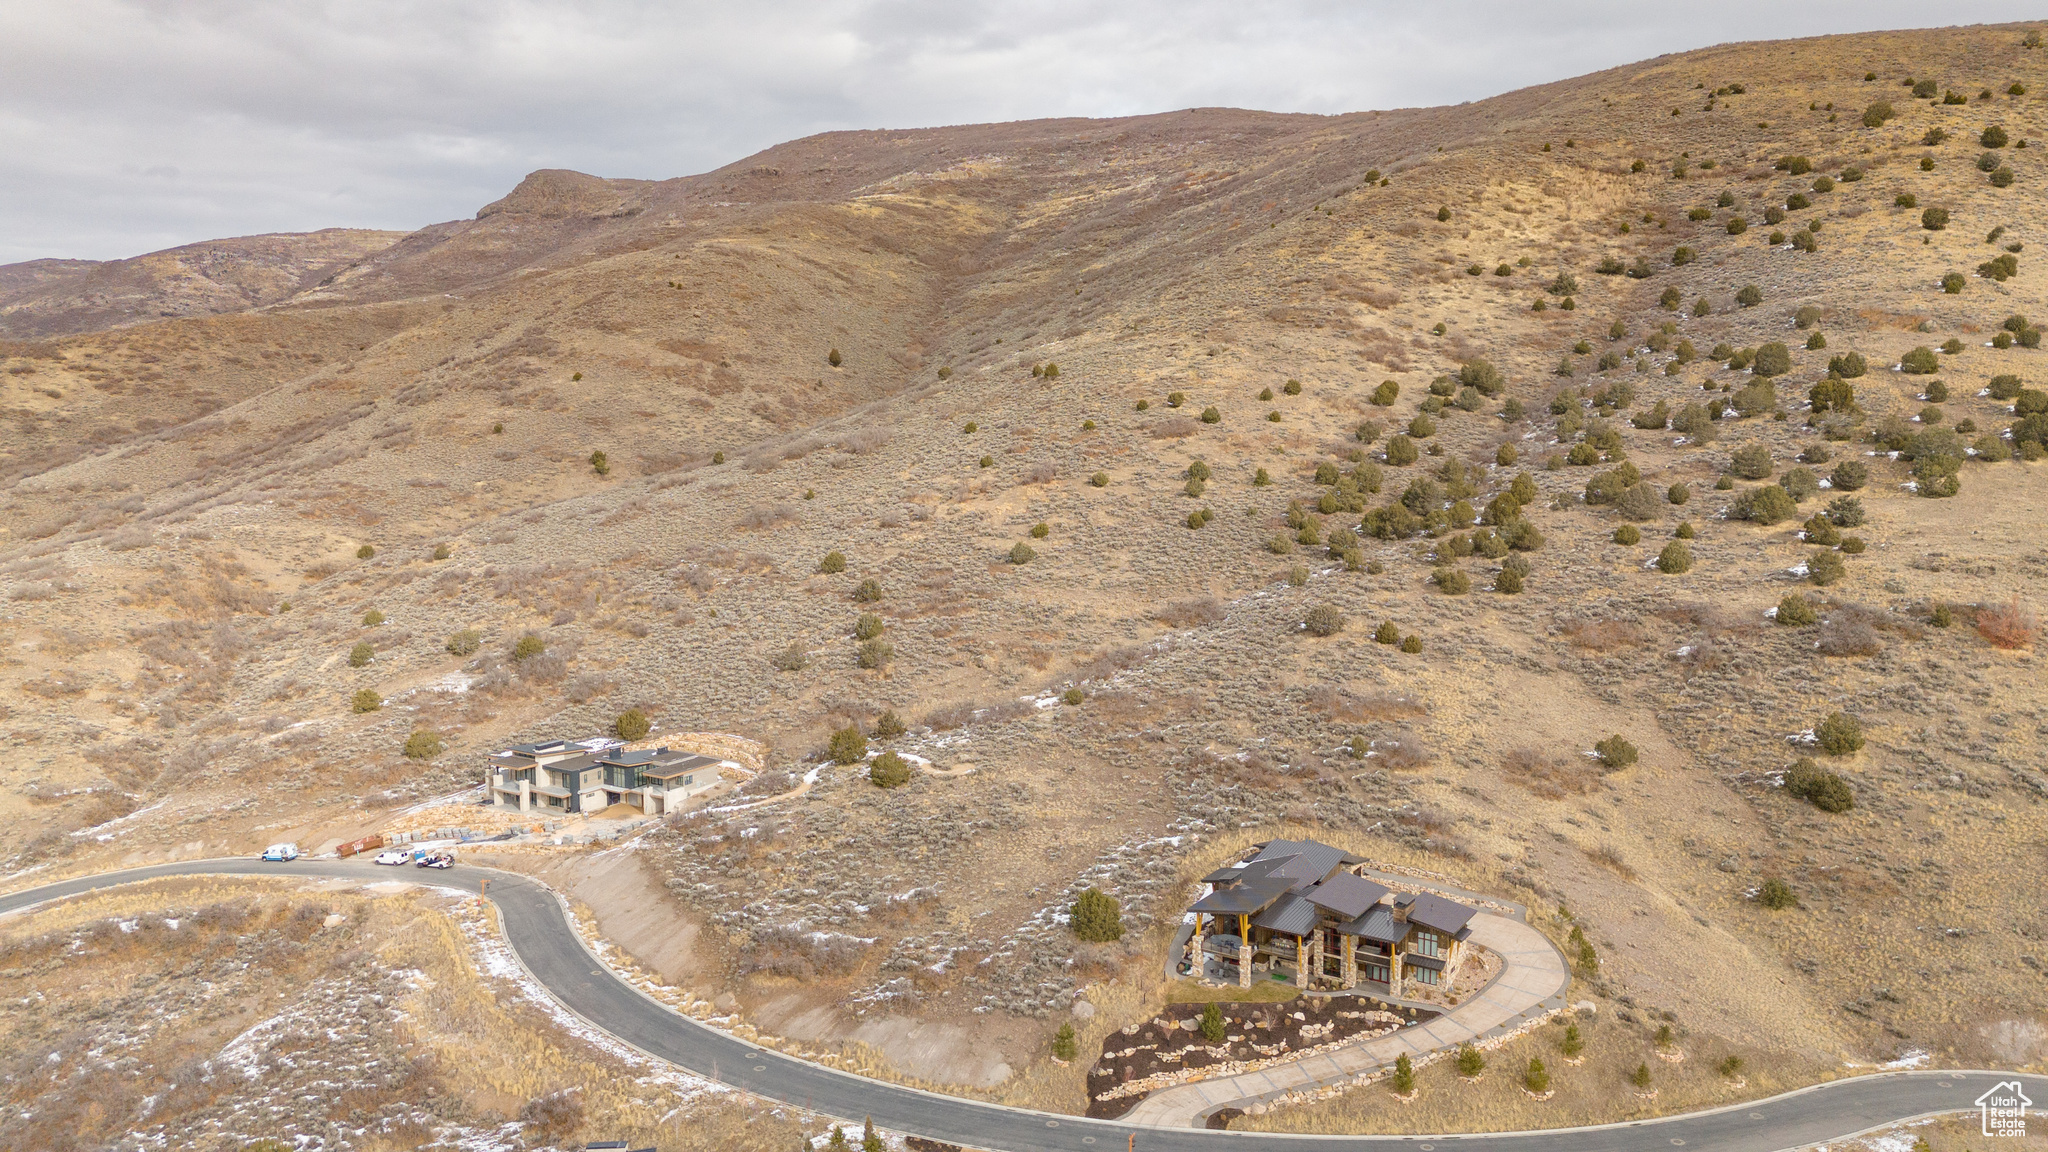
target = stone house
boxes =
[1184,839,1476,994]
[486,738,726,815]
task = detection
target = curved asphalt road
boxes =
[3,858,2039,1152]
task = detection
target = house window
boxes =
[1363,962,1390,983]
[1414,931,1442,958]
[1323,954,1342,977]
[1413,967,1440,986]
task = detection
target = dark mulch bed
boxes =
[1084,995,1436,1118]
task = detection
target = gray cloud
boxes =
[1,1,2038,261]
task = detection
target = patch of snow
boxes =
[1880,1048,1931,1069]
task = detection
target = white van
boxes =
[261,843,299,861]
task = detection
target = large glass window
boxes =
[1414,967,1440,986]
[1415,931,1442,958]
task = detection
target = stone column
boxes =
[1390,950,1403,997]
[1308,932,1324,987]
[1342,935,1357,989]
[1294,936,1308,989]
[518,779,531,812]
[1238,942,1253,989]
[1185,915,1203,976]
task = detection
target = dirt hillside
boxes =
[3,19,2047,1121]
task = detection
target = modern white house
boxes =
[486,738,729,816]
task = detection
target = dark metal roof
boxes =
[1340,903,1410,943]
[1251,893,1320,937]
[1304,873,1390,919]
[1247,839,1354,891]
[1190,874,1292,915]
[1405,893,1477,937]
[1402,952,1446,972]
[1200,864,1247,884]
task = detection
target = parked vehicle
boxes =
[337,834,386,858]
[415,851,454,869]
[373,849,409,866]
[261,843,299,862]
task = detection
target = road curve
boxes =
[3,858,2039,1152]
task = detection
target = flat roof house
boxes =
[486,738,727,816]
[1184,838,1477,995]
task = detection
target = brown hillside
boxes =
[3,20,2047,1129]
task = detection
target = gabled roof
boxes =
[1250,892,1321,937]
[1304,873,1390,920]
[1340,902,1410,943]
[1405,893,1477,937]
[1247,839,1358,890]
[1189,873,1293,916]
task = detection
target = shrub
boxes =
[1666,482,1690,506]
[1657,541,1694,573]
[857,637,895,669]
[1726,216,1749,235]
[1899,346,1939,374]
[1561,1023,1585,1059]
[1736,284,1763,307]
[1803,516,1841,546]
[1457,1045,1487,1077]
[829,725,868,764]
[1613,525,1641,545]
[853,613,885,641]
[1304,604,1346,636]
[1758,878,1799,909]
[1976,595,2037,649]
[1816,711,1864,755]
[1385,435,1419,466]
[1630,1062,1655,1089]
[589,450,610,476]
[1729,442,1773,479]
[1786,758,1854,812]
[1393,1053,1416,1095]
[1459,359,1507,396]
[1089,471,1109,487]
[1433,567,1471,595]
[869,752,911,788]
[1200,406,1221,423]
[1807,548,1846,586]
[1732,484,1797,524]
[614,708,651,742]
[432,543,451,560]
[1591,734,1638,769]
[1409,413,1437,438]
[1731,380,1777,417]
[1779,467,1819,502]
[1862,101,1894,127]
[1777,594,1819,626]
[1983,125,2010,148]
[446,629,481,657]
[1922,207,1950,230]
[854,577,884,601]
[1061,687,1085,706]
[348,641,375,667]
[771,641,808,672]
[403,730,445,760]
[871,709,906,738]
[1830,461,1868,490]
[1070,888,1123,941]
[1053,1022,1078,1062]
[1810,378,1855,413]
[351,688,382,713]
[819,550,847,574]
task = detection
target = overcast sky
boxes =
[0,2,2038,263]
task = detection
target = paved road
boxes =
[4,859,2040,1152]
[1126,913,1569,1126]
